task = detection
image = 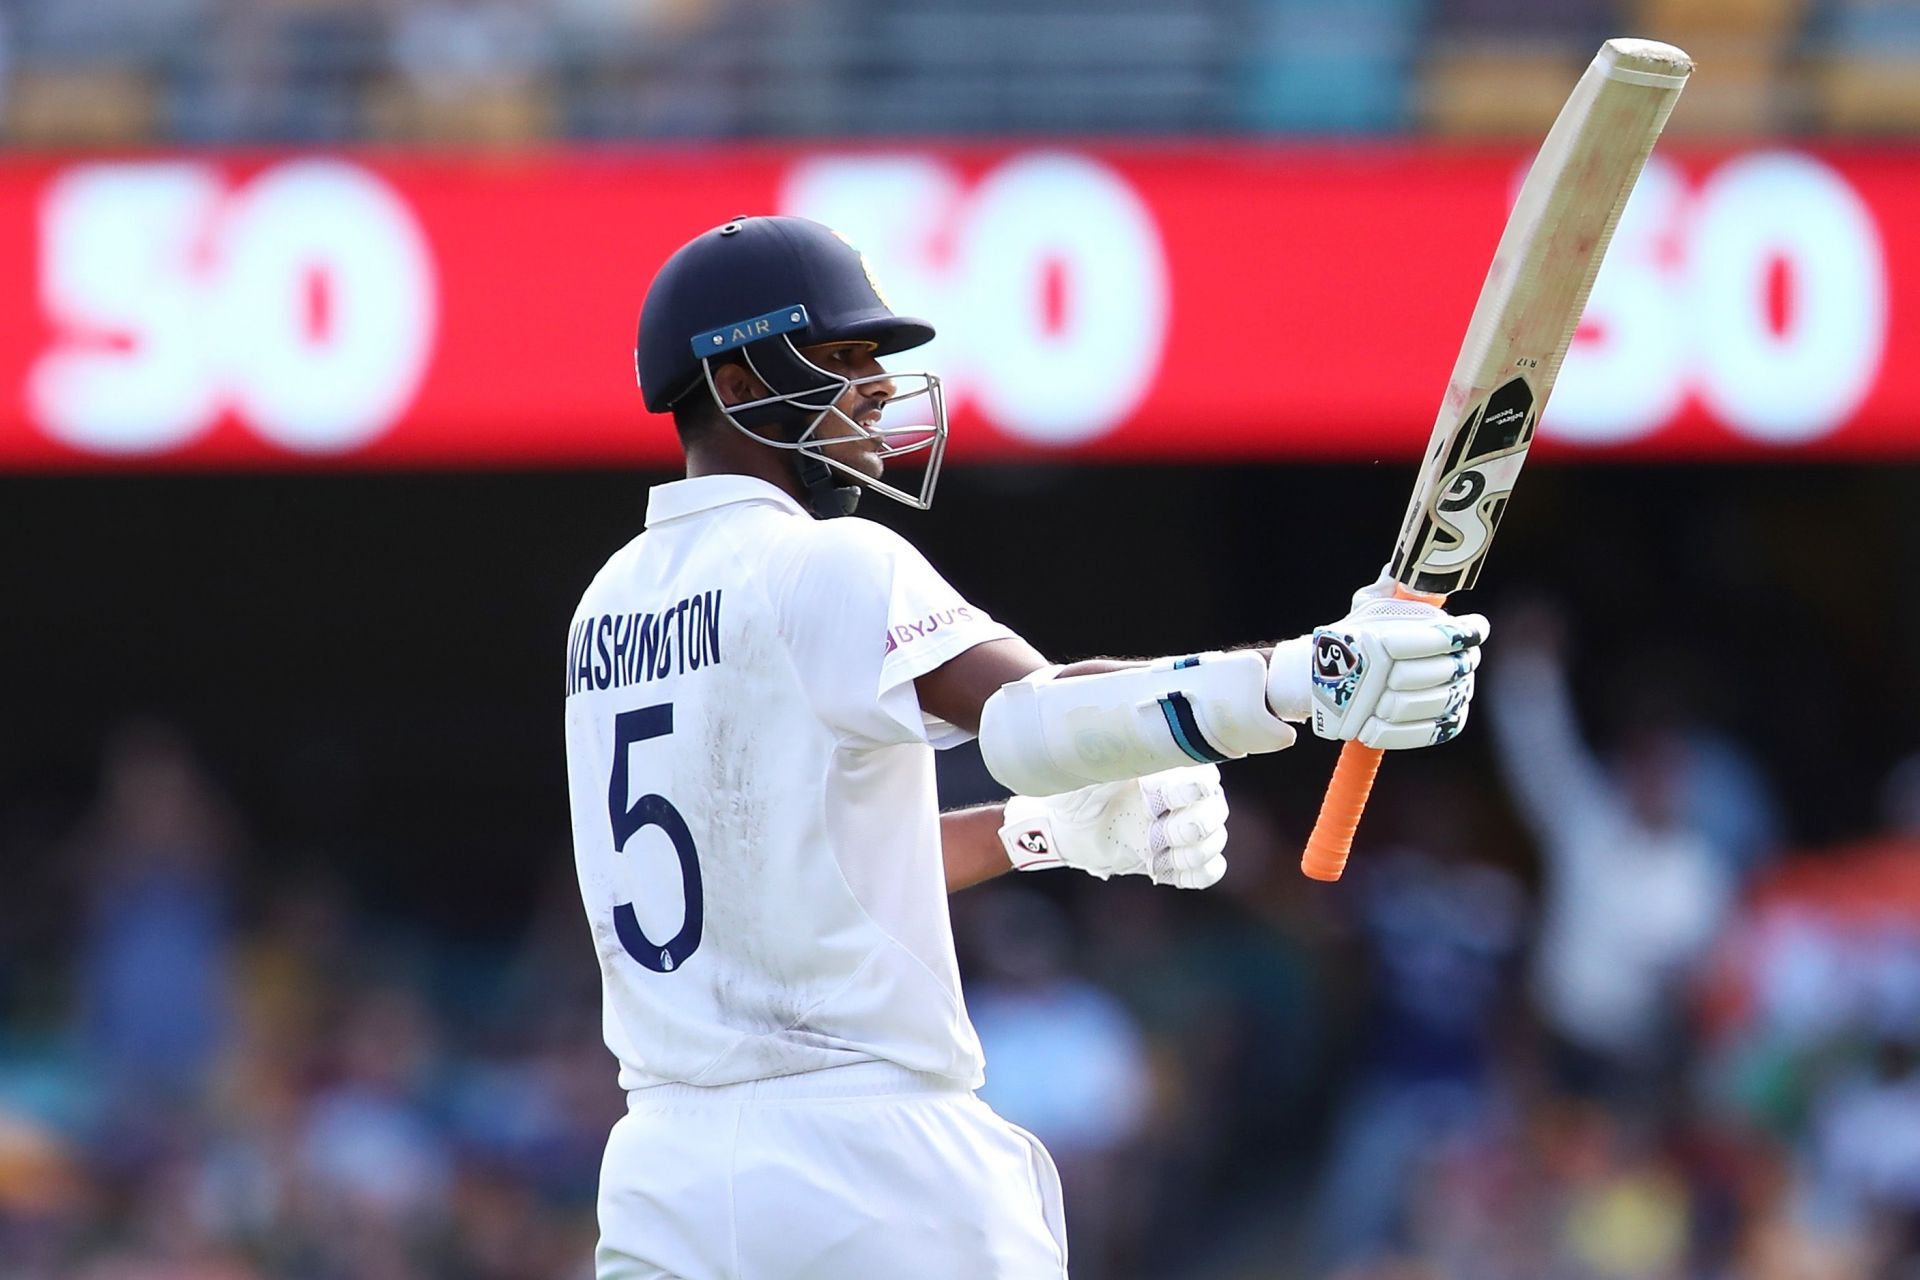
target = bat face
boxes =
[1384,38,1692,603]
[1391,372,1539,595]
[1301,37,1691,885]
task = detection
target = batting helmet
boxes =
[638,217,932,411]
[635,217,947,516]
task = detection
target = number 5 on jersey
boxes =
[609,703,703,972]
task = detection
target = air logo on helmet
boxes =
[689,305,810,357]
[728,318,773,346]
[827,227,894,308]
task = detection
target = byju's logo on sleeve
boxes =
[883,606,977,654]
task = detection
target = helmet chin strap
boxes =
[796,450,861,518]
[725,393,860,519]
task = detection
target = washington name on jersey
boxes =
[565,590,725,696]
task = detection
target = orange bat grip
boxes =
[1301,741,1385,881]
[1300,584,1448,882]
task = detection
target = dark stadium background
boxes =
[2,462,1903,911]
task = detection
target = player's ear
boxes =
[709,358,766,409]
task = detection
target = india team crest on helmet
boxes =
[828,227,893,308]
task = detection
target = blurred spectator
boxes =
[382,0,549,110]
[69,721,239,1108]
[1487,606,1738,1090]
[297,986,452,1226]
[1823,0,1920,52]
[549,0,707,40]
[14,0,211,64]
[71,1147,265,1280]
[172,0,380,143]
[0,1105,89,1277]
[1396,1098,1700,1280]
[376,0,558,143]
[1609,644,1786,882]
[1065,793,1329,1276]
[1680,725,1785,885]
[388,0,551,93]
[1812,1038,1920,1230]
[966,887,1152,1280]
[1242,0,1423,133]
[1314,832,1525,1271]
[1693,754,1920,1274]
[1883,751,1920,838]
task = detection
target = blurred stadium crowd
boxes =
[0,0,1915,145]
[6,609,1920,1280]
[0,720,620,1279]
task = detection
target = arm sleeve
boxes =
[1484,648,1620,855]
[776,519,1017,749]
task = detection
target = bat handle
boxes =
[1299,583,1449,882]
[1301,741,1384,881]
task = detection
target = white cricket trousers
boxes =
[595,1061,1070,1280]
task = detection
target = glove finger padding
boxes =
[1357,700,1471,750]
[1144,764,1223,816]
[1152,828,1229,888]
[1375,673,1474,722]
[1153,792,1229,851]
[1364,615,1491,661]
[1156,853,1227,890]
[1386,648,1481,691]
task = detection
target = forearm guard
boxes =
[978,651,1297,798]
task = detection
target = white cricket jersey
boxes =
[564,474,1015,1092]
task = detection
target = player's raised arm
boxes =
[917,580,1486,891]
[922,581,1485,801]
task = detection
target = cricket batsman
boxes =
[565,215,1488,1278]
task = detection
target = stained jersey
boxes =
[564,474,1016,1092]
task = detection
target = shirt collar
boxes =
[645,474,811,527]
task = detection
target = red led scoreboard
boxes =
[0,143,1914,470]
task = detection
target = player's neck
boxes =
[683,442,808,506]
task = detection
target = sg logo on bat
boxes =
[1403,373,1540,593]
[1426,451,1528,572]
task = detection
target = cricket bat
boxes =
[1299,37,1693,883]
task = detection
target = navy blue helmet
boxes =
[635,216,948,516]
[637,216,933,412]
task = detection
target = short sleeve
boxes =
[774,519,1017,749]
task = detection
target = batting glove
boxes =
[1267,579,1489,750]
[999,764,1229,889]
